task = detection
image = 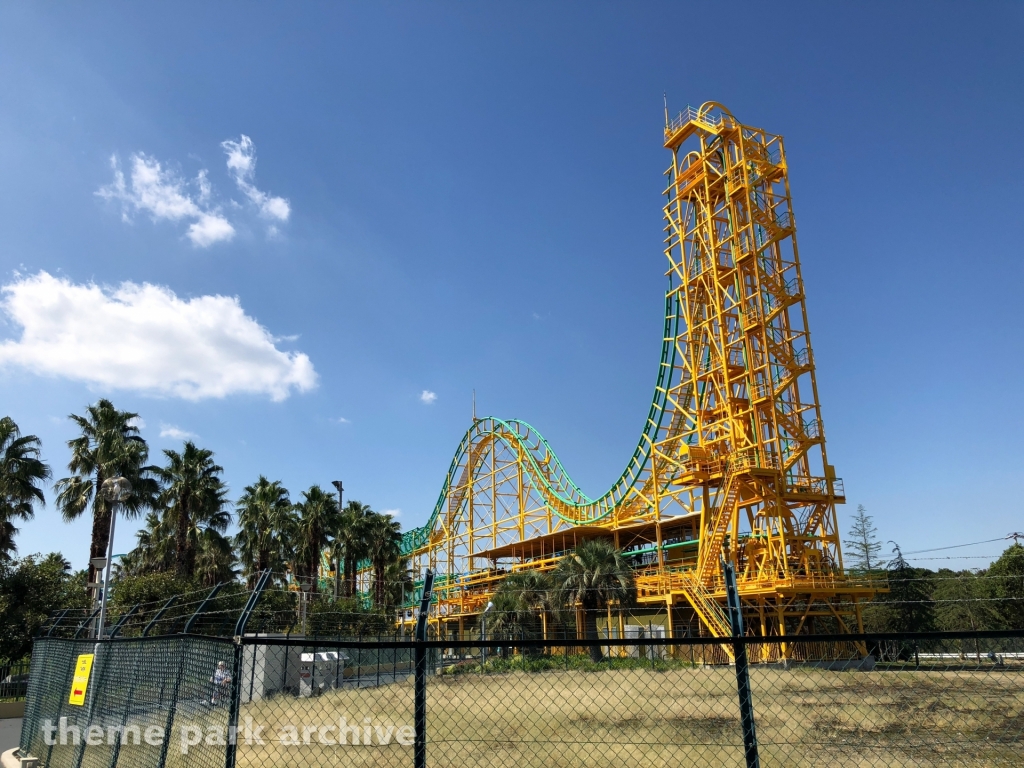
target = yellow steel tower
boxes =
[656,102,866,635]
[391,103,873,641]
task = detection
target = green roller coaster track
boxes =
[399,286,685,557]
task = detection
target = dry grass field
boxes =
[231,664,1024,768]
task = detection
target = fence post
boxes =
[142,596,178,637]
[225,570,271,768]
[45,608,71,637]
[73,607,100,639]
[183,583,224,634]
[108,604,139,638]
[723,558,760,768]
[414,569,435,768]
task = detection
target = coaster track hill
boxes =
[393,102,875,643]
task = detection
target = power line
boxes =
[902,536,1012,555]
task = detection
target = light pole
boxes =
[300,581,312,636]
[331,480,344,600]
[96,476,132,640]
[480,601,494,668]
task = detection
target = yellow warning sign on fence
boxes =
[68,653,94,706]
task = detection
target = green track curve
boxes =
[400,288,682,556]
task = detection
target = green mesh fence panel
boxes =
[20,636,235,768]
[17,632,1024,768]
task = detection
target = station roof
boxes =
[472,526,610,561]
[472,512,700,561]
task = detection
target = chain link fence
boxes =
[15,629,1024,768]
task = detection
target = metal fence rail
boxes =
[0,660,30,702]
[16,629,1024,768]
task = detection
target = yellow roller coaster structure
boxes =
[396,102,875,641]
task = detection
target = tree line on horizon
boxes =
[0,402,407,634]
[844,504,1024,633]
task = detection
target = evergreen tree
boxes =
[845,504,882,574]
[867,543,936,633]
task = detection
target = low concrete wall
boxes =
[0,704,22,720]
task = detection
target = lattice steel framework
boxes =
[387,103,874,641]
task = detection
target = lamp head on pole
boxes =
[100,476,132,503]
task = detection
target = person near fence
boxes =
[209,660,232,705]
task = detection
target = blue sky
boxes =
[1,2,1022,570]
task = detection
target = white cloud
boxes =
[0,272,317,401]
[221,135,291,223]
[188,213,236,248]
[382,508,401,518]
[128,417,146,430]
[332,416,350,424]
[160,424,197,440]
[97,154,235,247]
[420,390,437,404]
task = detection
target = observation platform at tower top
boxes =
[664,104,728,147]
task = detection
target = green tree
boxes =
[235,477,295,587]
[0,417,51,561]
[489,570,551,648]
[551,539,636,662]
[933,568,1001,658]
[307,595,391,638]
[364,512,402,610]
[153,441,227,578]
[0,553,89,660]
[118,511,175,577]
[865,543,936,634]
[121,462,235,588]
[108,571,194,634]
[293,485,339,594]
[334,500,372,598]
[54,400,158,588]
[845,504,882,574]
[193,527,238,587]
[380,557,414,616]
[988,543,1024,629]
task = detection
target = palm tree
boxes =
[0,416,51,561]
[119,510,175,577]
[381,557,415,615]
[551,539,636,662]
[193,527,238,587]
[489,570,551,643]
[235,477,295,587]
[364,512,402,610]
[154,441,227,578]
[293,485,339,594]
[333,500,372,598]
[54,400,157,587]
[122,506,235,586]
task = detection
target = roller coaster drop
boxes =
[395,103,875,640]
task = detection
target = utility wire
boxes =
[902,536,1013,555]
